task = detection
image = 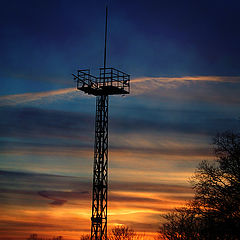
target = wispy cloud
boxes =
[0,88,76,106]
[1,76,240,106]
[132,76,240,84]
[132,75,240,95]
[0,106,93,140]
[38,191,67,206]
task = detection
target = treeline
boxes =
[27,234,63,240]
[27,226,144,240]
[157,131,240,240]
[80,225,145,240]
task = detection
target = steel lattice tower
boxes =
[73,6,130,240]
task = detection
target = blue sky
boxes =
[0,0,240,239]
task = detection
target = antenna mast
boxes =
[104,5,108,70]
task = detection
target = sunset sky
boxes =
[1,0,240,239]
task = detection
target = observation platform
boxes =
[73,68,130,96]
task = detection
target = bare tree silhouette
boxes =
[79,226,148,240]
[27,234,38,240]
[109,225,135,240]
[158,131,240,240]
[80,234,91,240]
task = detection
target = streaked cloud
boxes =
[0,170,192,239]
[131,76,240,104]
[1,76,240,106]
[0,88,77,106]
[0,106,93,140]
[38,191,67,206]
[132,75,240,84]
[132,76,240,93]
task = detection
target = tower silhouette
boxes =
[73,6,130,240]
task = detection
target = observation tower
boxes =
[72,5,130,240]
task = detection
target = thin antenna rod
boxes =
[104,5,108,70]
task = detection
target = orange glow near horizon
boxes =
[0,128,212,240]
[0,130,209,240]
[0,179,192,240]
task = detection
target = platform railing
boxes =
[99,68,130,92]
[75,68,130,94]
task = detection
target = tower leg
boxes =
[91,95,108,240]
